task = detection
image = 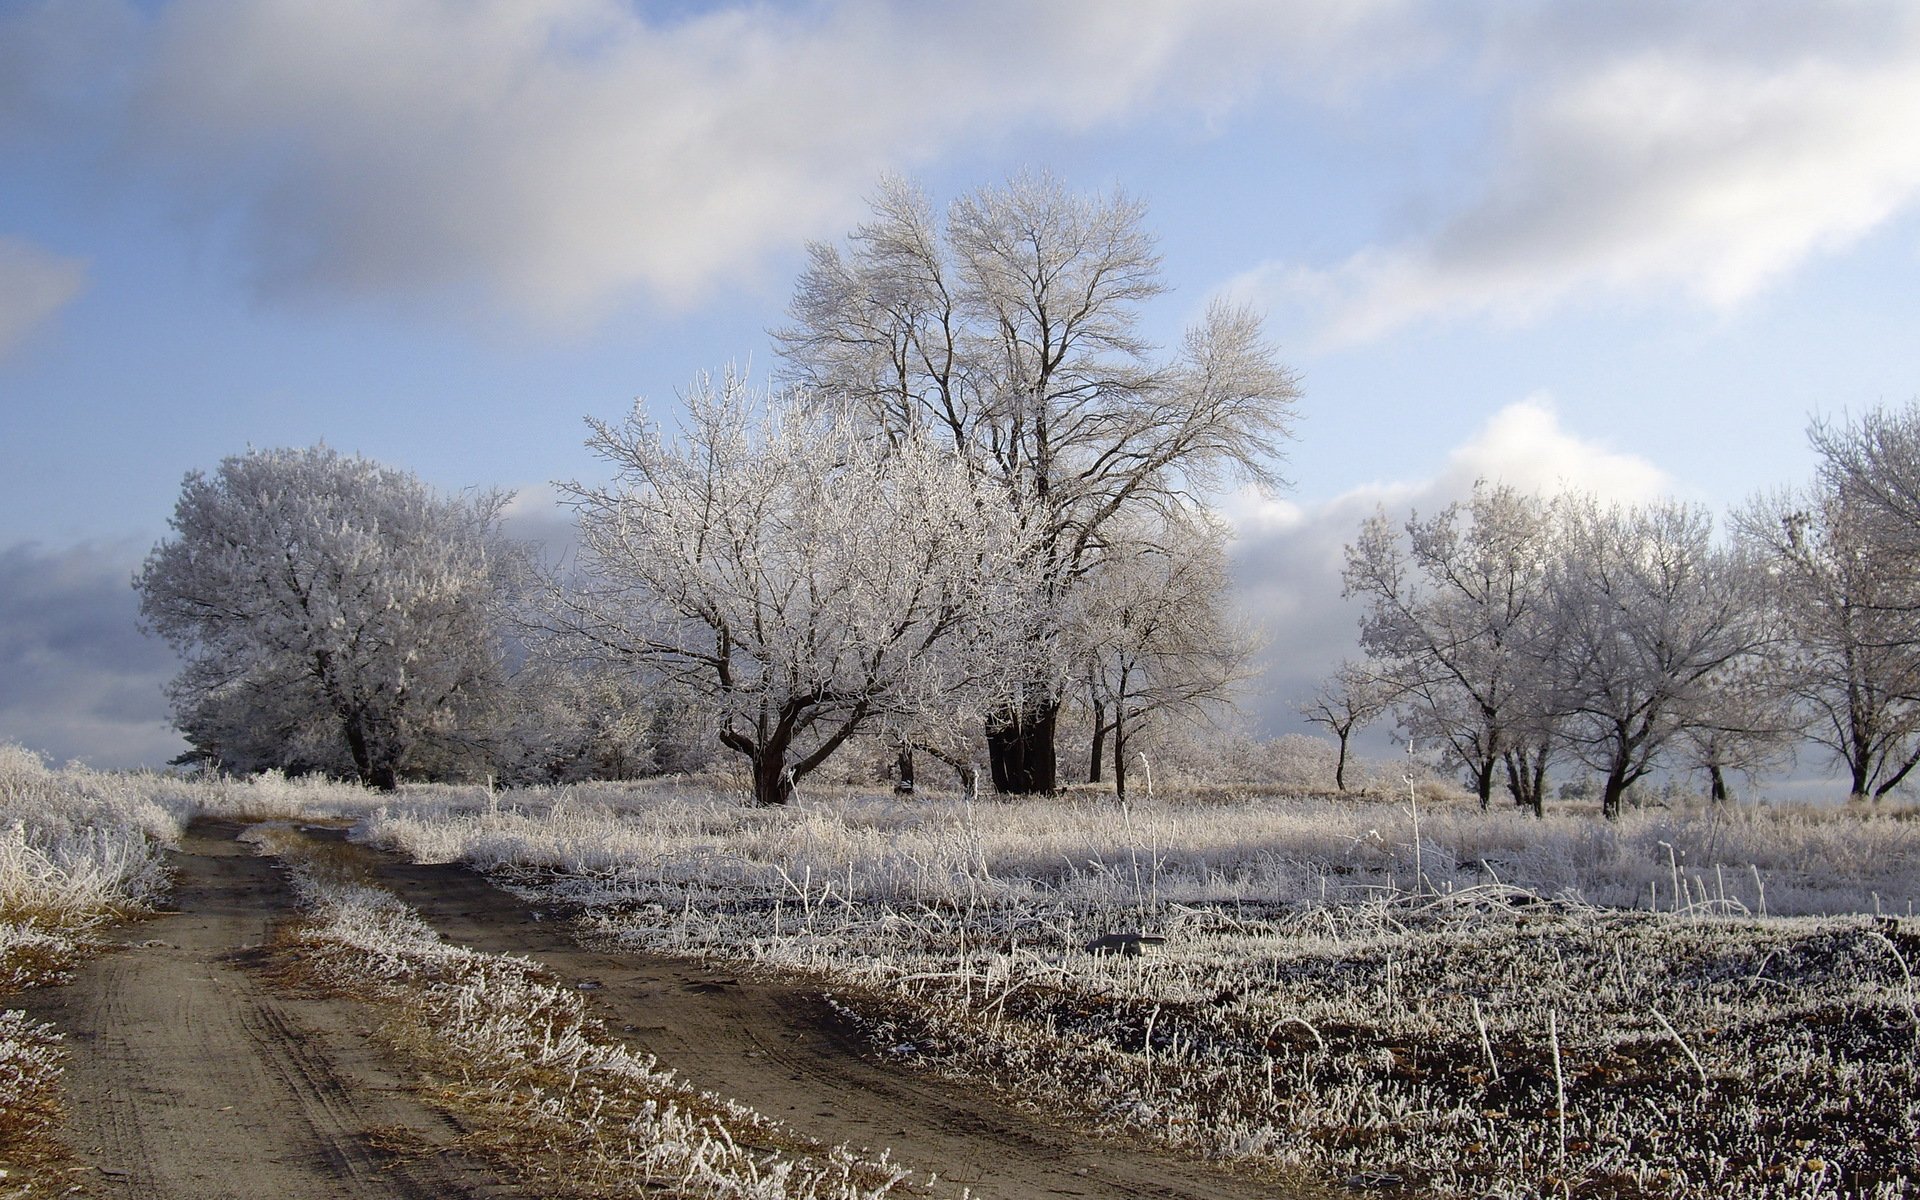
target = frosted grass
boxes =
[357,780,1920,1198]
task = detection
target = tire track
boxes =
[19,821,520,1200]
[353,835,1333,1200]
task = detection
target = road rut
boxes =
[20,821,517,1200]
[353,832,1326,1200]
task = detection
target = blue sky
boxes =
[3,0,1919,775]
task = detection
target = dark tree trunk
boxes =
[894,746,916,795]
[341,710,399,791]
[1088,697,1107,784]
[1601,767,1630,820]
[1113,718,1129,801]
[752,749,796,806]
[1333,730,1351,792]
[987,702,1059,795]
[1473,759,1495,811]
[1708,763,1729,804]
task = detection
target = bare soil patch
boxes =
[17,820,519,1200]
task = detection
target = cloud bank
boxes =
[0,541,184,769]
[1235,1,1920,343]
[0,0,1412,328]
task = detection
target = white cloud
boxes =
[1227,397,1670,736]
[2,0,1416,329]
[1239,2,1920,344]
[0,237,86,358]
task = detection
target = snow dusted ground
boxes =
[361,780,1920,1199]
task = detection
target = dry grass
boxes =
[357,781,1920,1199]
[245,822,914,1200]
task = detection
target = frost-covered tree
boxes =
[1070,515,1257,799]
[1550,498,1770,819]
[775,172,1299,793]
[1738,480,1920,801]
[136,446,524,789]
[1343,483,1561,809]
[1299,661,1394,793]
[557,373,1035,806]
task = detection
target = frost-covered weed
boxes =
[0,745,197,1180]
[363,781,1920,918]
[357,783,1920,1199]
[248,824,910,1200]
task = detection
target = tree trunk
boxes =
[1333,730,1350,792]
[1708,763,1729,804]
[752,749,795,806]
[894,746,916,795]
[1113,719,1128,802]
[340,710,399,791]
[1601,768,1629,820]
[987,702,1060,795]
[1473,759,1495,811]
[1088,698,1107,785]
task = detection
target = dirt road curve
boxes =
[21,821,517,1199]
[28,822,1320,1200]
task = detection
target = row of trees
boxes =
[136,174,1295,803]
[1319,406,1920,816]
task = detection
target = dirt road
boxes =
[355,835,1317,1200]
[27,822,1322,1200]
[20,821,517,1199]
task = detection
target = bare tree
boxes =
[775,172,1299,793]
[1738,479,1920,801]
[1070,515,1258,800]
[136,445,523,790]
[1343,483,1561,809]
[1298,661,1393,793]
[555,373,1034,806]
[1550,498,1770,819]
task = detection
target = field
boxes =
[360,777,1920,1199]
[3,746,1917,1198]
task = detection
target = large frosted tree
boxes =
[557,373,1035,806]
[774,172,1299,793]
[136,445,523,789]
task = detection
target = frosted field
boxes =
[360,779,1920,1200]
[2,748,1914,1198]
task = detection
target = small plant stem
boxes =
[1472,998,1500,1082]
[1651,1006,1709,1089]
[1549,1009,1567,1166]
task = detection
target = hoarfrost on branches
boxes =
[776,172,1299,793]
[135,445,525,789]
[557,372,1038,806]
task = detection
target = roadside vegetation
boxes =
[247,822,914,1200]
[360,776,1920,1200]
[0,746,187,1180]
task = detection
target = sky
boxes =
[3,0,1920,778]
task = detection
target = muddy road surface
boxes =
[27,821,1324,1200]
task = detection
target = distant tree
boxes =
[775,172,1299,794]
[495,659,665,785]
[1343,483,1561,809]
[1739,476,1920,801]
[1299,661,1393,793]
[1549,498,1770,819]
[1672,656,1799,803]
[1070,515,1258,800]
[555,373,1035,806]
[136,445,524,790]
